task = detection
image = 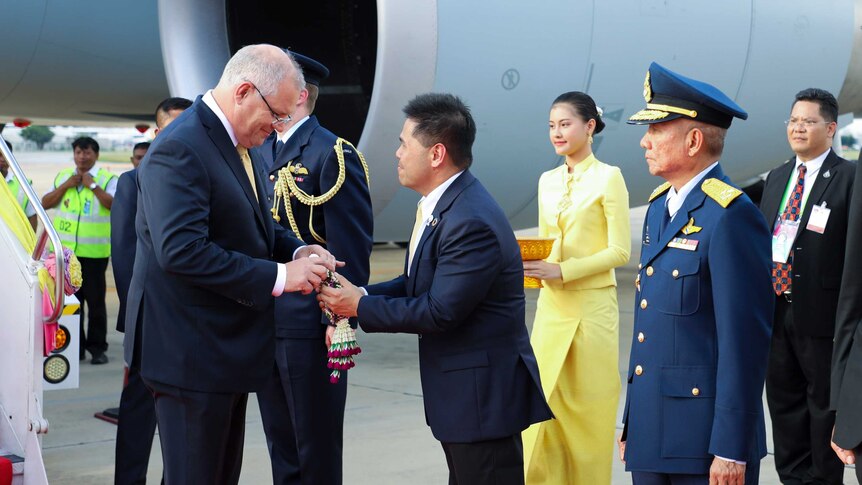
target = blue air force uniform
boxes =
[250,52,373,485]
[622,63,774,481]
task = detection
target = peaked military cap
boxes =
[286,50,330,86]
[628,62,748,129]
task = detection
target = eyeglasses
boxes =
[248,81,291,128]
[784,119,829,129]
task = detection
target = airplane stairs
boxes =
[0,137,65,485]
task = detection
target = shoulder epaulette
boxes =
[648,182,672,202]
[701,178,742,208]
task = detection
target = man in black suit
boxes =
[320,93,552,485]
[830,149,862,483]
[112,97,190,485]
[759,88,855,485]
[252,52,372,485]
[127,45,336,485]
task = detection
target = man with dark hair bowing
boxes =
[126,45,336,485]
[319,93,552,485]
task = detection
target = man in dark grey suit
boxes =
[320,93,552,485]
[253,51,372,485]
[112,97,190,485]
[127,45,336,485]
[830,149,862,483]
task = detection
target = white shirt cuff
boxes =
[272,263,286,296]
[292,245,306,261]
[360,287,368,296]
[715,455,746,465]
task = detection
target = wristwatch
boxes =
[88,182,97,190]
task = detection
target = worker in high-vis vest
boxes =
[42,136,118,365]
[0,142,37,231]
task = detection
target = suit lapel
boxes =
[795,150,839,242]
[642,165,718,266]
[260,132,276,175]
[641,203,665,264]
[761,159,795,229]
[407,171,476,296]
[197,100,267,233]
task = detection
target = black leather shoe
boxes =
[91,353,108,365]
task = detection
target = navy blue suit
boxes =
[356,171,551,481]
[251,116,372,485]
[623,165,773,480]
[111,169,159,485]
[127,98,303,484]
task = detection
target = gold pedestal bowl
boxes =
[516,237,555,289]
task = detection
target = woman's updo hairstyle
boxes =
[552,91,605,134]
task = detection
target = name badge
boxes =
[806,202,830,234]
[771,219,799,263]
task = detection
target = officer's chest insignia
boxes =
[648,181,672,202]
[667,237,699,251]
[681,217,702,235]
[289,163,310,176]
[701,178,741,208]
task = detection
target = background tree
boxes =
[20,125,55,149]
[840,133,857,148]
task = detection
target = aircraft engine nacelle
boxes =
[1,1,861,240]
[159,0,862,240]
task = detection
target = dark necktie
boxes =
[772,164,807,295]
[274,140,285,159]
[661,202,671,234]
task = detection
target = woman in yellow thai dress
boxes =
[522,92,631,484]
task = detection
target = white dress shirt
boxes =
[203,90,298,296]
[276,116,311,144]
[785,148,829,213]
[665,161,719,221]
[407,171,464,276]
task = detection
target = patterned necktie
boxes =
[772,164,807,295]
[407,203,424,274]
[236,145,259,200]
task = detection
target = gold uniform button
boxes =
[635,365,643,376]
[638,263,643,270]
[672,269,680,279]
[640,299,648,309]
[269,174,276,181]
[692,387,700,396]
[637,332,645,343]
[646,266,654,276]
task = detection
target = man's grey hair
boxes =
[218,44,305,96]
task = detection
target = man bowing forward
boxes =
[320,93,552,485]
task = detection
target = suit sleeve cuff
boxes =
[272,263,286,296]
[715,455,746,465]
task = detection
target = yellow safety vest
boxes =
[7,177,33,215]
[52,168,116,258]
